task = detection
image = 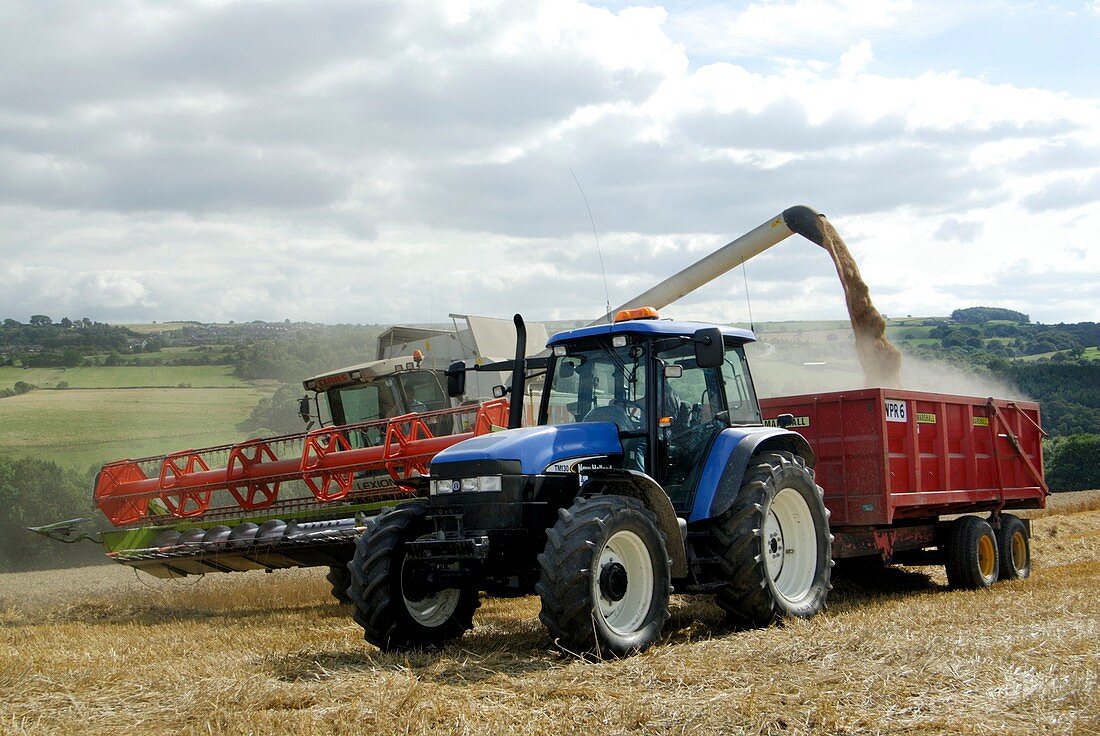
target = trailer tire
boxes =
[326,564,352,604]
[945,516,999,589]
[995,514,1030,580]
[705,452,832,628]
[348,503,479,651]
[537,495,671,657]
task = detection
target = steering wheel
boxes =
[612,399,645,429]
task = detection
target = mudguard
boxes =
[687,427,815,523]
[580,468,688,578]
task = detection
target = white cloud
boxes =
[0,0,1098,325]
[838,40,874,78]
[725,0,912,55]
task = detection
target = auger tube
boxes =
[591,205,824,324]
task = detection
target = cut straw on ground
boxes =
[2,490,1098,735]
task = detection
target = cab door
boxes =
[653,342,727,512]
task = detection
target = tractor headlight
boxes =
[477,475,503,492]
[430,476,503,493]
[430,479,454,495]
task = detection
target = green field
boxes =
[1020,346,1100,362]
[0,386,272,471]
[0,364,250,389]
[118,322,197,334]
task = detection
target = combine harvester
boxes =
[34,316,542,598]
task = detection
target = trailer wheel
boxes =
[945,516,999,589]
[536,495,671,657]
[706,452,832,628]
[326,564,352,604]
[995,514,1030,580]
[347,503,479,651]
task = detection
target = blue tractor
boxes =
[346,309,833,656]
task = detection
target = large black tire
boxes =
[705,452,832,628]
[945,515,999,589]
[326,564,352,604]
[347,503,479,651]
[537,495,672,657]
[995,513,1030,580]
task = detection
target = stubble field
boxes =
[2,492,1098,736]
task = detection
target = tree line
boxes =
[0,457,104,572]
[230,324,388,383]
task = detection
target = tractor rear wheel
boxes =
[347,503,479,651]
[537,495,671,657]
[995,513,1030,580]
[705,452,832,628]
[326,564,351,604]
[945,515,999,589]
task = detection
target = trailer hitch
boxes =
[27,517,101,545]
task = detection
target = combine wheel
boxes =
[995,514,1030,581]
[326,564,352,604]
[945,516,999,589]
[705,452,832,628]
[536,495,671,657]
[348,503,478,651]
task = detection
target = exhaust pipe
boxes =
[508,313,527,429]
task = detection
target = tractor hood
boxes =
[429,423,623,476]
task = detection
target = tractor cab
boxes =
[539,309,762,513]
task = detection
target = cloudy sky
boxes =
[2,0,1098,327]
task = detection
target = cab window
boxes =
[397,372,447,412]
[722,343,761,424]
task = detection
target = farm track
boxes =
[1,491,1098,735]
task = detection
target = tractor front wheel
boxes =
[537,495,671,657]
[347,503,479,651]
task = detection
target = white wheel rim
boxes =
[401,536,461,628]
[403,587,461,628]
[593,529,654,635]
[763,487,817,604]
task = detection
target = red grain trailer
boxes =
[760,389,1047,587]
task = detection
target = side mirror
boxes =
[446,361,466,398]
[776,413,795,429]
[298,395,312,423]
[693,327,724,369]
[560,360,576,379]
[491,384,508,399]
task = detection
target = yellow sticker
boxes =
[916,412,937,424]
[973,416,990,427]
[764,416,810,428]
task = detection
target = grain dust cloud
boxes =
[785,208,902,388]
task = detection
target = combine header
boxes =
[94,400,508,579]
[95,401,509,526]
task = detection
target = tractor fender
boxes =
[688,427,815,523]
[580,468,688,578]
